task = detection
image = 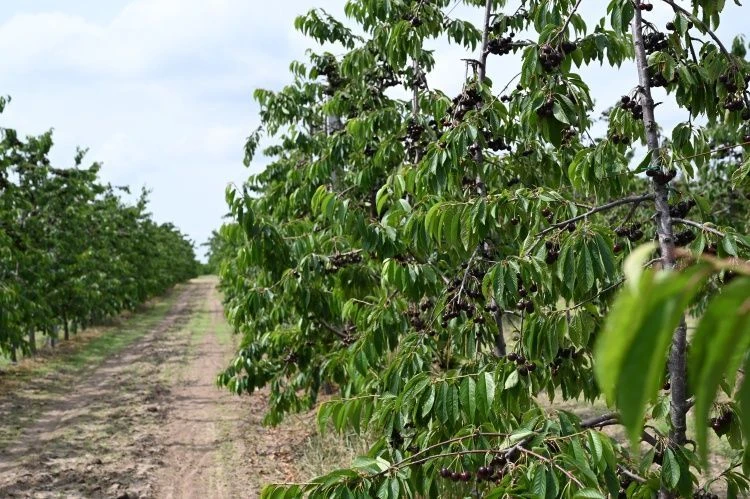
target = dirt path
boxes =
[0,277,315,499]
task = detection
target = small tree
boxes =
[216,1,750,497]
[0,102,200,356]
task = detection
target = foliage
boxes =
[212,0,750,497]
[0,106,200,357]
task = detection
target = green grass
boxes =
[214,314,234,347]
[0,289,183,383]
[0,286,186,450]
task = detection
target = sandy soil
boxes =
[0,278,315,499]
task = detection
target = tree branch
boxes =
[535,194,654,239]
[580,412,619,429]
[659,0,733,62]
[580,411,660,448]
[556,0,583,42]
[618,465,647,484]
[672,218,726,238]
[316,318,347,339]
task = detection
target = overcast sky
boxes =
[0,1,747,260]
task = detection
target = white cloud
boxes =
[0,0,748,260]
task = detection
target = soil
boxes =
[0,277,315,499]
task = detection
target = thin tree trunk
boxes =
[28,329,36,355]
[9,346,17,363]
[478,0,492,83]
[412,58,420,118]
[492,308,506,357]
[63,316,69,341]
[631,8,686,498]
[473,0,507,357]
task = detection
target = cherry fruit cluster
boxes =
[325,252,362,274]
[620,95,644,120]
[507,352,537,376]
[609,133,632,146]
[643,31,668,55]
[674,230,695,246]
[544,240,561,264]
[614,223,644,243]
[439,468,472,482]
[487,33,514,56]
[539,44,564,72]
[693,491,720,499]
[710,410,733,437]
[536,98,555,117]
[668,199,696,218]
[646,167,677,185]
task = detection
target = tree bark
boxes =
[28,329,36,355]
[412,58,420,118]
[474,0,507,357]
[631,8,687,497]
[478,0,492,83]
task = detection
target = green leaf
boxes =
[690,277,750,462]
[481,371,496,411]
[531,464,547,498]
[460,376,477,421]
[352,456,390,474]
[595,252,710,445]
[552,102,572,125]
[634,150,655,174]
[504,370,519,390]
[572,489,606,499]
[420,384,436,418]
[739,362,750,478]
[661,449,681,490]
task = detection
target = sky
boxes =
[0,1,747,260]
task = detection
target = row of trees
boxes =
[213,0,750,497]
[0,96,200,360]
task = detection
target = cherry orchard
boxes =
[214,1,750,497]
[0,97,200,359]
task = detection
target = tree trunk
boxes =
[9,346,17,363]
[492,307,507,357]
[474,0,506,357]
[631,8,686,497]
[28,329,36,355]
[478,0,492,83]
[63,317,69,341]
[411,58,420,118]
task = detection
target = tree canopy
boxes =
[1,97,200,357]
[213,1,750,497]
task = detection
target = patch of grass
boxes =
[215,416,237,486]
[0,288,183,385]
[186,306,212,348]
[0,286,187,450]
[295,427,371,481]
[214,316,234,347]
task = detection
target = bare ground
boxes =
[0,277,317,499]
